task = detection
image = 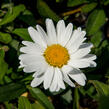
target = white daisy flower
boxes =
[19,18,97,92]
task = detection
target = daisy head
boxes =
[19,18,97,92]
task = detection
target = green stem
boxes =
[73,88,79,109]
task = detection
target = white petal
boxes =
[61,65,75,87]
[46,18,57,45]
[61,65,73,74]
[57,20,65,44]
[22,57,48,73]
[20,44,43,55]
[55,68,65,89]
[89,61,97,67]
[68,59,90,68]
[32,71,44,77]
[22,41,34,46]
[43,66,54,89]
[69,74,86,86]
[81,73,87,80]
[63,72,75,87]
[50,70,58,92]
[24,61,47,73]
[19,54,44,64]
[19,61,25,68]
[31,76,44,87]
[23,65,38,73]
[55,85,60,92]
[59,23,73,46]
[66,28,86,51]
[36,25,48,46]
[68,68,86,86]
[28,27,46,48]
[83,54,97,61]
[68,38,86,54]
[70,43,93,59]
[79,43,93,49]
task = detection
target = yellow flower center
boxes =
[43,44,70,68]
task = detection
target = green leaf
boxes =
[1,3,13,9]
[4,102,14,109]
[0,82,26,102]
[37,0,60,22]
[86,9,106,36]
[0,49,5,58]
[61,90,72,103]
[18,96,32,109]
[90,80,109,96]
[90,80,109,109]
[0,32,12,44]
[0,4,25,26]
[67,0,88,7]
[12,28,32,41]
[18,10,37,26]
[32,102,45,109]
[9,39,19,50]
[0,49,8,84]
[104,0,109,5]
[28,87,55,109]
[79,85,98,99]
[91,31,102,47]
[4,76,12,83]
[81,3,97,13]
[56,0,63,3]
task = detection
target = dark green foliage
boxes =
[0,32,12,44]
[81,3,97,13]
[28,87,55,109]
[0,50,8,84]
[37,0,60,22]
[12,28,32,41]
[18,96,32,109]
[0,5,25,26]
[90,80,109,109]
[0,82,26,102]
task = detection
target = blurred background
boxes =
[0,0,109,109]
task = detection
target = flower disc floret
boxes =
[44,44,70,68]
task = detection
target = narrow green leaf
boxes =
[81,3,97,13]
[0,82,26,102]
[12,28,32,41]
[4,102,13,109]
[0,4,25,26]
[0,49,5,58]
[0,32,12,44]
[90,80,109,96]
[37,0,60,22]
[32,102,45,109]
[67,0,88,7]
[28,87,55,109]
[86,9,106,36]
[18,96,32,109]
[0,49,8,84]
